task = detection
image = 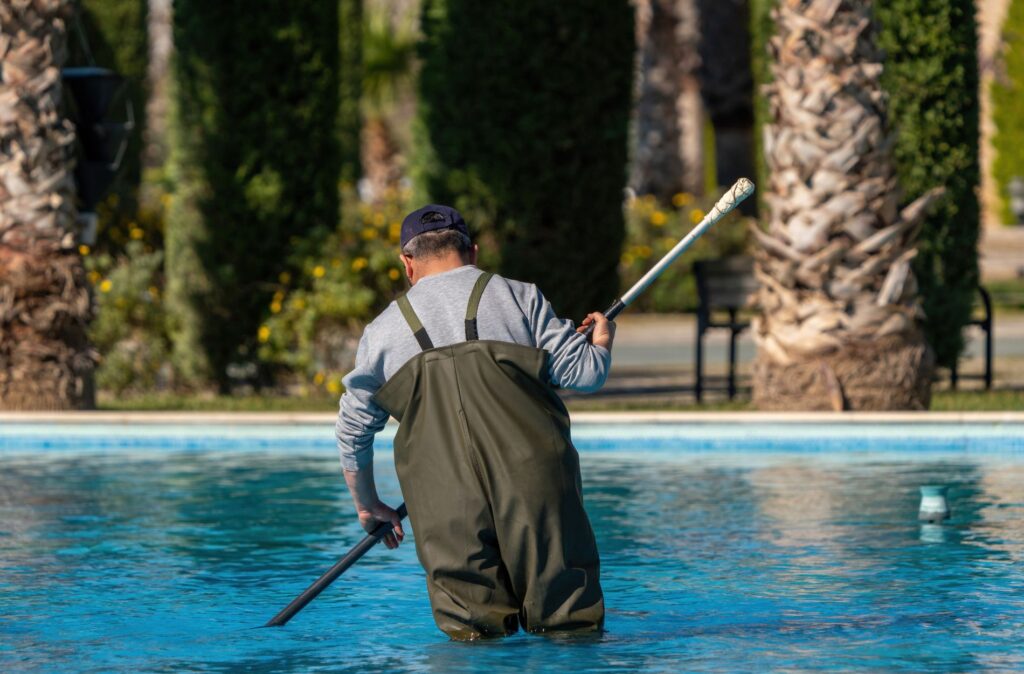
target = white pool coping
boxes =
[1,411,1023,425]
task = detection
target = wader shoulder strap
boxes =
[465,272,494,341]
[397,294,434,351]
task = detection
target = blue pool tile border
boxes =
[1,422,1024,454]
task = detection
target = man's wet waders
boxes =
[372,273,605,640]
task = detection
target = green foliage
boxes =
[166,0,342,390]
[748,0,774,213]
[340,0,362,186]
[877,0,980,369]
[68,0,149,252]
[84,239,170,395]
[414,0,635,321]
[621,193,749,312]
[259,190,411,395]
[993,0,1024,225]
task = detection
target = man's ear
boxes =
[468,244,479,266]
[400,253,415,284]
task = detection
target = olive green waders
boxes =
[372,272,604,640]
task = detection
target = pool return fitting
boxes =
[262,179,757,628]
[918,485,950,523]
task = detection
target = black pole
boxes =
[264,502,408,627]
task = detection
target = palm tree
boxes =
[751,0,942,411]
[0,0,95,410]
[631,0,703,201]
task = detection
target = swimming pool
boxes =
[2,419,1023,672]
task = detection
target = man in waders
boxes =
[336,204,614,640]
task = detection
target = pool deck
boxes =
[2,411,1023,426]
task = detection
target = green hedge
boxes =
[166,1,341,390]
[877,0,980,370]
[339,0,362,187]
[415,1,635,321]
[993,0,1024,225]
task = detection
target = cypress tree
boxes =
[876,0,980,370]
[993,0,1024,225]
[166,1,341,390]
[415,1,635,321]
[339,0,362,188]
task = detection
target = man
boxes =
[336,204,615,640]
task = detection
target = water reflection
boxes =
[0,449,1022,672]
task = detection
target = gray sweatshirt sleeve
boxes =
[521,284,611,393]
[335,325,390,472]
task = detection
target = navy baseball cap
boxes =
[400,204,470,248]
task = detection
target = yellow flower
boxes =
[635,245,653,258]
[270,301,282,314]
[352,257,368,272]
[278,271,292,284]
[650,210,667,227]
[88,271,101,284]
[672,192,694,208]
[291,298,306,310]
[130,227,144,240]
[388,268,401,281]
[388,223,401,243]
[313,372,325,385]
[361,227,378,240]
[78,244,90,256]
[312,265,325,278]
[148,286,160,299]
[258,325,271,342]
[330,258,342,268]
[621,253,634,266]
[160,192,172,208]
[99,279,112,293]
[373,212,386,226]
[690,209,706,224]
[326,380,342,395]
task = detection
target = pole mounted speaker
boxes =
[62,66,135,213]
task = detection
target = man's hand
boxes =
[357,501,405,549]
[577,312,616,351]
[345,466,405,549]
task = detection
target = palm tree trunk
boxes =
[751,0,942,411]
[0,0,96,410]
[631,0,703,201]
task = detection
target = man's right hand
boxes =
[577,312,616,351]
[358,501,405,549]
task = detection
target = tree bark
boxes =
[0,0,96,410]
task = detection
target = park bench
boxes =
[949,285,993,390]
[693,256,757,402]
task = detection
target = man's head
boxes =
[399,204,477,284]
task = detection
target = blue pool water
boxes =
[2,423,1024,672]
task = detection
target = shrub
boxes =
[877,0,981,369]
[414,0,635,322]
[258,189,411,395]
[992,0,1024,225]
[84,238,170,396]
[166,0,342,390]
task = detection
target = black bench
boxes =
[694,257,757,402]
[950,285,993,390]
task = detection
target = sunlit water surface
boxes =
[2,444,1024,672]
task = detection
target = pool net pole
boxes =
[585,178,755,331]
[264,502,408,627]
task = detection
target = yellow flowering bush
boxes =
[258,188,411,393]
[84,240,170,394]
[620,192,749,312]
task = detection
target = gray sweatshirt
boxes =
[335,265,611,471]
